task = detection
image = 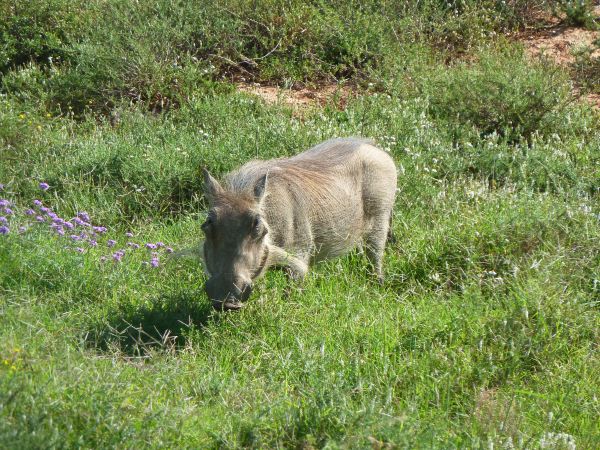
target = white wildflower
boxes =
[539,432,576,450]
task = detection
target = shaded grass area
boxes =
[1,1,600,448]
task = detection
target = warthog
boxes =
[201,137,397,310]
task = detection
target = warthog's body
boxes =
[202,137,397,309]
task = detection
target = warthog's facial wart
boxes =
[202,169,269,310]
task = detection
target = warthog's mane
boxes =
[224,137,376,201]
[210,189,256,212]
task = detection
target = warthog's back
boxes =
[225,138,397,262]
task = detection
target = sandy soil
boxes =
[236,82,355,111]
[521,23,599,65]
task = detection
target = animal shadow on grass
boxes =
[85,290,216,357]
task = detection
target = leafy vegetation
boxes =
[554,0,599,29]
[572,38,600,95]
[1,1,599,448]
[0,0,566,114]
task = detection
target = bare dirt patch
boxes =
[521,25,599,65]
[236,82,355,111]
[586,92,600,109]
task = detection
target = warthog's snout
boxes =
[205,275,252,311]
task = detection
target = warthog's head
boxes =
[201,169,270,310]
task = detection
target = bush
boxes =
[421,46,572,143]
[554,0,598,29]
[0,0,91,74]
[0,0,567,115]
[572,39,600,94]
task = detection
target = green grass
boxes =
[1,1,600,448]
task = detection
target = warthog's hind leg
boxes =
[387,212,396,244]
[365,214,391,284]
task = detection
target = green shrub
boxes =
[572,39,600,94]
[554,0,598,29]
[0,0,91,74]
[0,0,566,114]
[421,46,572,143]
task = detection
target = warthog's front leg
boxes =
[266,244,308,280]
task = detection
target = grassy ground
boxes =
[1,1,599,448]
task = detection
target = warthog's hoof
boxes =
[212,299,245,311]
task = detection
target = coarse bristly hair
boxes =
[201,137,397,309]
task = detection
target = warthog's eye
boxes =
[201,215,213,232]
[251,216,266,239]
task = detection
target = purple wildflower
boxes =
[125,232,134,237]
[107,239,116,247]
[36,215,45,222]
[56,228,65,236]
[0,216,7,224]
[150,257,159,268]
[72,217,90,227]
[0,199,9,208]
[127,242,140,249]
[18,226,27,234]
[76,247,85,253]
[64,221,74,229]
[93,226,107,234]
[0,226,9,235]
[40,206,50,214]
[145,243,157,250]
[25,209,35,216]
[52,217,65,225]
[47,211,58,219]
[165,247,174,253]
[33,199,42,206]
[156,242,165,247]
[77,212,91,223]
[70,234,81,241]
[3,208,13,215]
[89,240,97,247]
[39,182,50,191]
[112,250,125,262]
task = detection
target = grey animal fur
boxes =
[201,137,397,310]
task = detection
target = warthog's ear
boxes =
[253,173,268,204]
[203,168,223,203]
